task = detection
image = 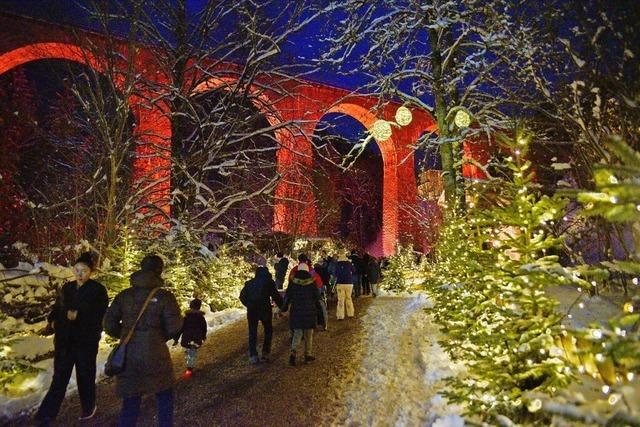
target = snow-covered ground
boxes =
[335,292,465,427]
[0,305,244,422]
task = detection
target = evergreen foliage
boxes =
[425,131,587,421]
[380,244,421,293]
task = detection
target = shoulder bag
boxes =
[104,287,160,377]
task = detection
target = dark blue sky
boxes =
[0,0,371,92]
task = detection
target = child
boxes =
[174,298,207,376]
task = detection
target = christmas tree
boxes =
[426,130,586,421]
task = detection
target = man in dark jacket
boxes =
[240,266,284,364]
[349,250,365,297]
[367,256,382,297]
[282,263,321,366]
[273,253,289,290]
[103,255,183,427]
[36,252,108,425]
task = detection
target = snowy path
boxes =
[333,294,463,427]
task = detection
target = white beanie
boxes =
[297,262,309,272]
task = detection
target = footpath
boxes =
[11,294,463,426]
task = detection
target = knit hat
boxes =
[297,262,309,272]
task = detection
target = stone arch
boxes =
[192,77,310,235]
[316,103,399,256]
[0,42,101,75]
[0,42,173,216]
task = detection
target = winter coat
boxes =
[48,279,109,349]
[103,270,183,398]
[283,270,321,330]
[274,257,289,283]
[240,267,284,315]
[315,259,331,288]
[288,263,323,288]
[178,310,207,349]
[349,254,365,274]
[367,259,381,284]
[334,260,354,285]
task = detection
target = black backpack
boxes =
[240,278,264,308]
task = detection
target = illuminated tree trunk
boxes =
[429,28,462,211]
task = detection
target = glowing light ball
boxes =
[454,110,471,128]
[395,106,413,126]
[371,119,392,142]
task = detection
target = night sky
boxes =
[0,0,375,93]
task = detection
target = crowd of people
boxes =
[240,249,383,366]
[34,248,383,426]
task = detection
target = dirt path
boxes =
[13,297,372,427]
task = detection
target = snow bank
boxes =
[335,293,464,426]
[546,285,621,328]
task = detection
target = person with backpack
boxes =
[103,255,183,427]
[173,298,207,377]
[35,252,109,426]
[240,265,284,364]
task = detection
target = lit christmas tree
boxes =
[426,130,588,421]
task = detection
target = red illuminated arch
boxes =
[0,42,172,216]
[318,103,399,256]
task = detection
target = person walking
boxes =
[349,250,364,297]
[367,255,381,297]
[273,252,289,290]
[240,265,284,364]
[174,298,207,377]
[282,263,322,366]
[362,253,371,295]
[335,253,355,320]
[103,255,183,427]
[288,253,323,288]
[35,252,109,426]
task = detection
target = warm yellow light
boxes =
[371,120,392,142]
[454,110,471,128]
[395,106,413,126]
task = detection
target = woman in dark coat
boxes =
[35,252,109,426]
[103,255,183,427]
[282,263,321,366]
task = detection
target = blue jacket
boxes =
[334,260,354,285]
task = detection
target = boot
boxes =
[304,355,316,364]
[289,351,296,366]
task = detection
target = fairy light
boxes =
[623,302,634,313]
[608,394,621,405]
[527,399,542,412]
[591,329,603,339]
[601,385,610,394]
